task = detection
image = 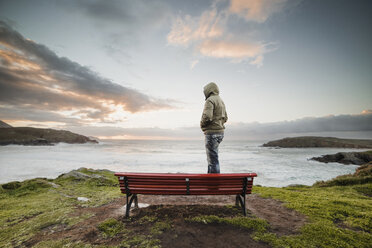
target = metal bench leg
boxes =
[236,194,247,216]
[134,194,139,208]
[125,194,137,218]
[235,194,240,207]
[242,194,246,216]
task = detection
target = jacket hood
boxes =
[203,82,219,99]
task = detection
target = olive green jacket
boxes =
[200,82,228,134]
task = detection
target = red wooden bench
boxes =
[114,172,257,217]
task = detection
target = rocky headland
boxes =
[0,127,98,146]
[310,150,372,187]
[0,120,12,128]
[311,150,372,165]
[263,136,372,148]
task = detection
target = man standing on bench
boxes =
[200,82,228,174]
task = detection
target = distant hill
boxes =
[263,136,372,148]
[0,120,12,128]
[0,127,98,146]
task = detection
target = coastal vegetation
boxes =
[263,136,372,148]
[0,166,371,247]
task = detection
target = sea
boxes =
[0,139,363,187]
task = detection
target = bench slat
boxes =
[120,187,252,193]
[115,172,257,179]
[125,190,252,195]
[120,185,252,190]
[123,178,252,183]
[120,181,248,187]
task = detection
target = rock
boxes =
[287,184,307,187]
[46,182,60,188]
[311,151,372,165]
[2,181,21,190]
[30,138,51,145]
[58,170,103,180]
[77,197,89,202]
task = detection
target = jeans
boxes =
[205,133,224,173]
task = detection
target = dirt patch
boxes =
[138,194,307,236]
[246,194,307,235]
[24,194,307,247]
[135,205,270,248]
[24,198,126,247]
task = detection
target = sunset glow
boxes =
[0,0,371,140]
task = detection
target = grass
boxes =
[188,215,268,233]
[33,239,113,248]
[97,218,125,238]
[1,168,372,247]
[0,168,122,247]
[120,235,161,248]
[150,220,172,235]
[183,181,372,248]
[251,184,372,247]
[314,162,372,187]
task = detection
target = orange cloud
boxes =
[167,7,225,46]
[0,21,174,126]
[229,0,288,23]
[167,0,287,67]
[199,39,265,63]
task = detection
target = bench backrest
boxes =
[114,173,257,195]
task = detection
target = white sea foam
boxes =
[0,140,362,187]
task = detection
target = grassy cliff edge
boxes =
[0,168,371,247]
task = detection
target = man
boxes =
[200,82,228,173]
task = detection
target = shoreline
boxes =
[0,163,360,187]
[0,141,361,187]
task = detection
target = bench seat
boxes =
[115,172,257,217]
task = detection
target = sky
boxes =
[0,0,371,140]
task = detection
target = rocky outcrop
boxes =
[311,151,372,165]
[313,161,372,187]
[263,136,372,148]
[0,127,98,146]
[0,120,12,128]
[58,169,105,180]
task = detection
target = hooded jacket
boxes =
[200,82,228,134]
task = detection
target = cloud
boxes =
[249,54,264,67]
[167,0,287,67]
[0,21,174,125]
[0,105,82,125]
[361,109,372,115]
[71,0,170,28]
[229,0,288,23]
[190,59,199,69]
[58,0,171,63]
[198,39,265,61]
[226,111,372,140]
[60,111,372,140]
[167,7,225,47]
